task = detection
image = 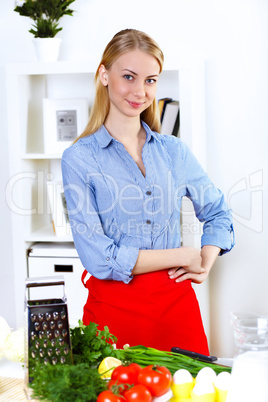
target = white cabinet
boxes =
[5,58,208,334]
[27,243,88,324]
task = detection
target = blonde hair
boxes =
[75,29,164,142]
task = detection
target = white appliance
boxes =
[27,242,89,325]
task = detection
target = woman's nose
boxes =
[133,80,145,98]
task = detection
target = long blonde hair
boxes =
[75,29,164,142]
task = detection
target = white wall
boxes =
[1,0,268,356]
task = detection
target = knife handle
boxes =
[171,347,217,363]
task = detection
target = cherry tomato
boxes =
[123,384,152,401]
[111,362,142,385]
[97,390,124,402]
[138,365,172,397]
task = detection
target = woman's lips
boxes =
[126,100,144,109]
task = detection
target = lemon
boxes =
[98,356,122,379]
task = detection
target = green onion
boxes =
[115,345,231,377]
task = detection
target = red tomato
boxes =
[107,379,117,389]
[107,379,128,394]
[123,384,152,401]
[97,390,124,402]
[111,362,142,385]
[138,365,172,397]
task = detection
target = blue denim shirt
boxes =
[61,121,234,284]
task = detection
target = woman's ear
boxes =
[99,64,108,87]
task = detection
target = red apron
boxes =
[82,269,209,355]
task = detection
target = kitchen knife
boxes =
[171,347,233,367]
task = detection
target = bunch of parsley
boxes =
[70,321,119,367]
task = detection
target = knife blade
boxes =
[171,347,233,367]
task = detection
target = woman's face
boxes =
[99,49,160,119]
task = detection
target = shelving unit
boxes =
[5,57,208,331]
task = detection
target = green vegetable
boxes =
[70,321,118,367]
[29,321,118,401]
[30,363,106,401]
[114,345,232,377]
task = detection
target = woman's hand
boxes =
[169,266,209,284]
[168,245,220,284]
[168,246,203,283]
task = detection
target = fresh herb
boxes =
[70,320,118,368]
[30,362,106,401]
[114,345,232,377]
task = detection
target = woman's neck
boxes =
[104,114,142,144]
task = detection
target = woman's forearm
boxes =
[167,245,221,284]
[200,245,221,273]
[132,247,204,275]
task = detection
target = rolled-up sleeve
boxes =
[61,155,139,283]
[183,143,235,255]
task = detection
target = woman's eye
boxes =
[146,78,157,84]
[124,75,134,81]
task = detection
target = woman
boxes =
[61,29,234,354]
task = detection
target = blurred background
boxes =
[1,0,268,358]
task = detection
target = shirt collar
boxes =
[95,121,160,149]
[94,125,113,148]
[142,121,161,144]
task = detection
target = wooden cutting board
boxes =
[0,377,38,401]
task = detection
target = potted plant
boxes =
[14,0,76,61]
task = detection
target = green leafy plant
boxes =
[14,0,76,38]
[70,320,119,367]
[30,363,107,401]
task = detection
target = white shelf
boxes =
[25,225,73,242]
[6,59,97,76]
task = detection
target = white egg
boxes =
[195,367,217,384]
[214,371,232,391]
[192,381,215,396]
[173,368,193,384]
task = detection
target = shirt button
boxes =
[146,220,151,225]
[106,257,110,261]
[146,190,152,196]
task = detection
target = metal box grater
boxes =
[24,276,73,395]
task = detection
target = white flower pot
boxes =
[33,37,62,62]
